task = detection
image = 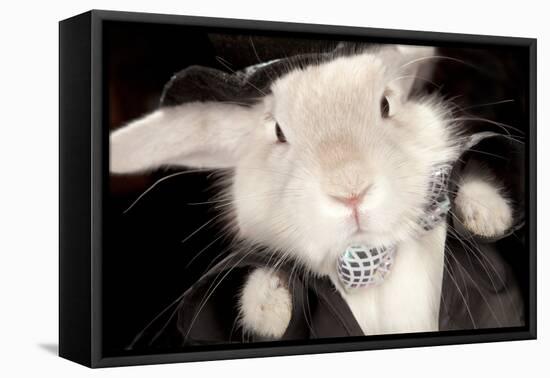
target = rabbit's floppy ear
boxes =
[110,101,266,173]
[382,44,437,97]
[110,60,290,174]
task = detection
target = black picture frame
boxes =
[59,9,537,368]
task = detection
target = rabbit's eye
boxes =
[381,96,390,118]
[275,123,287,143]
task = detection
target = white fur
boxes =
[109,45,509,338]
[238,268,292,338]
[455,164,513,237]
[110,102,263,173]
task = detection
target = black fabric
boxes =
[159,44,367,107]
[439,237,524,330]
[129,252,363,351]
[440,132,525,330]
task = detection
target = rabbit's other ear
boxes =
[382,45,437,97]
[110,102,262,174]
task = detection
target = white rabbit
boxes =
[110,45,513,338]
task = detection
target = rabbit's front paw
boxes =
[239,268,292,339]
[455,178,513,238]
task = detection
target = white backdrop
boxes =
[0,1,547,376]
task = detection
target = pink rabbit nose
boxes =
[330,184,372,209]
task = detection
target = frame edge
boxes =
[59,11,93,368]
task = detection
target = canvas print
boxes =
[105,22,528,356]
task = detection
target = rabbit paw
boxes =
[239,268,292,339]
[455,177,513,238]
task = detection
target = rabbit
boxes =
[110,44,514,339]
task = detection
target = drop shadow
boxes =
[38,343,59,356]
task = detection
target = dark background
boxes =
[103,21,530,357]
